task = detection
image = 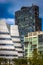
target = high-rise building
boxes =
[15,5,41,36]
[24,31,43,58]
[15,5,42,55]
[0,20,23,59]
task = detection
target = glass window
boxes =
[25,49,27,52]
[0,44,13,46]
[25,43,28,47]
[32,45,37,49]
[0,32,9,34]
[38,35,43,42]
[0,38,11,40]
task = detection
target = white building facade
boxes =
[0,20,23,59]
[10,25,23,58]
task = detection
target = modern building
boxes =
[15,5,42,46]
[10,25,23,58]
[0,20,18,59]
[24,31,43,58]
[15,5,41,35]
[0,20,23,59]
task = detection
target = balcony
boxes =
[24,37,29,42]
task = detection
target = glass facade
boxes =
[15,7,35,35]
[15,5,41,47]
[38,35,43,42]
[15,5,41,36]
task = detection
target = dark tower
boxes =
[15,5,41,43]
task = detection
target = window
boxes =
[25,43,28,47]
[15,46,22,48]
[25,49,27,52]
[25,17,28,21]
[0,54,17,56]
[0,32,9,34]
[32,45,37,49]
[13,41,21,43]
[18,51,23,53]
[0,44,13,46]
[0,49,15,51]
[38,35,43,42]
[11,36,20,38]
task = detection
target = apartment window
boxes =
[29,10,32,13]
[25,43,28,47]
[18,51,23,53]
[38,46,43,50]
[0,49,15,51]
[13,41,21,43]
[15,46,22,48]
[0,38,11,40]
[32,45,37,49]
[0,54,17,56]
[30,17,32,19]
[39,42,43,45]
[25,49,27,54]
[25,17,28,21]
[11,36,20,38]
[38,35,43,42]
[25,52,27,56]
[0,44,13,46]
[0,32,9,34]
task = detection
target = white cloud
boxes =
[0,18,15,25]
[6,18,15,25]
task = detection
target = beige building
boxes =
[24,31,43,58]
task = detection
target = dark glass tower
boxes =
[15,5,41,43]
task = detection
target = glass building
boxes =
[15,5,42,47]
[15,5,41,36]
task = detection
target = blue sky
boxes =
[0,0,43,27]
